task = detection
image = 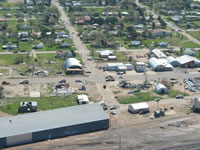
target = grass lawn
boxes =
[117,92,162,104]
[168,89,189,98]
[182,41,200,48]
[0,54,31,65]
[19,42,32,51]
[115,52,127,61]
[37,53,65,65]
[0,95,78,115]
[186,31,200,41]
[7,20,17,30]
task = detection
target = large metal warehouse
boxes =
[0,104,109,148]
[148,57,173,71]
[166,56,179,67]
[176,55,200,68]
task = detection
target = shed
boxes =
[193,98,200,112]
[135,62,146,72]
[0,104,109,148]
[128,102,149,114]
[167,56,179,67]
[155,84,168,94]
[108,55,117,61]
[77,94,89,105]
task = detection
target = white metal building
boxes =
[107,63,132,71]
[65,58,83,74]
[152,49,167,59]
[134,62,146,72]
[166,56,179,67]
[148,57,173,71]
[155,84,168,94]
[108,55,117,61]
[176,55,200,67]
[77,94,89,105]
[125,64,133,71]
[99,50,113,58]
[128,102,149,114]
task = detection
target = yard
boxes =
[186,31,200,41]
[117,92,162,104]
[0,95,78,115]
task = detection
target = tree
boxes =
[0,86,4,99]
[14,55,24,64]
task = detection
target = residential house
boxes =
[151,29,171,38]
[129,41,141,47]
[184,48,196,56]
[34,43,44,49]
[60,43,72,48]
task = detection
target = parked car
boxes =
[20,80,29,84]
[87,57,93,61]
[110,111,116,115]
[2,81,10,85]
[86,71,91,74]
[59,79,66,83]
[110,105,118,110]
[105,76,115,82]
[176,95,184,99]
[128,90,134,94]
[117,72,124,75]
[75,80,82,82]
[102,104,108,110]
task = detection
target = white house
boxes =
[128,102,149,114]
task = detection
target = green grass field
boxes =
[186,31,200,41]
[117,92,162,104]
[0,95,78,115]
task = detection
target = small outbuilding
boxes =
[77,94,89,105]
[108,55,117,61]
[155,84,168,94]
[193,98,200,112]
[135,62,146,72]
[184,48,196,56]
[128,102,149,114]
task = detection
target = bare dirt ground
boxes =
[8,0,23,3]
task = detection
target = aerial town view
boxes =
[1,0,200,149]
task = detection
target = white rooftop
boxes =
[152,49,167,58]
[130,102,149,110]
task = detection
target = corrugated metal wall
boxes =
[6,133,32,147]
[0,137,6,148]
[33,119,109,142]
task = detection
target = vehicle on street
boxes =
[59,79,66,83]
[75,80,82,82]
[105,76,115,82]
[87,57,93,61]
[111,111,116,115]
[86,71,91,74]
[117,72,124,75]
[176,95,184,99]
[2,81,10,85]
[20,80,29,84]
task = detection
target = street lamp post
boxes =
[155,98,160,111]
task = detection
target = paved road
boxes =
[135,0,200,46]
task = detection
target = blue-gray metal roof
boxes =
[0,103,108,138]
